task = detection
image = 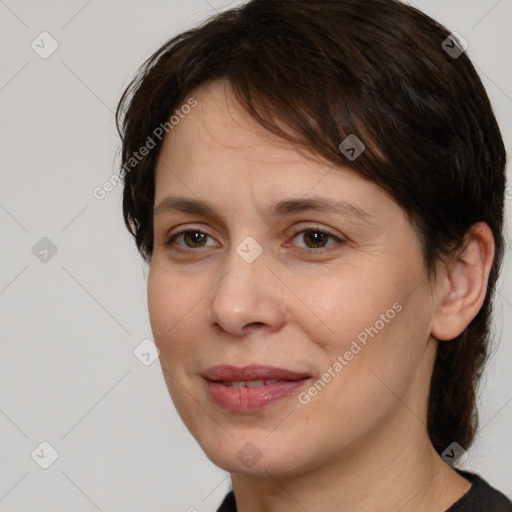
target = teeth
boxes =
[221,379,280,388]
[243,380,263,388]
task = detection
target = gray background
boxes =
[0,0,511,510]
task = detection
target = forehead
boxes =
[156,81,332,174]
[152,81,400,226]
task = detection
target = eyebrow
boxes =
[153,196,374,225]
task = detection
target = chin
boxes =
[198,434,311,478]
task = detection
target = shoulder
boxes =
[214,474,512,512]
[447,470,512,511]
[215,490,237,512]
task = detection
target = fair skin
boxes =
[147,80,494,512]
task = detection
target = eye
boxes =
[164,226,344,253]
[288,226,344,250]
[165,229,217,249]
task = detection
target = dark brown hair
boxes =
[116,0,506,455]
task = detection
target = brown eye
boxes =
[289,227,342,250]
[166,230,215,249]
[182,231,207,247]
[302,230,330,248]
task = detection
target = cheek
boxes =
[293,268,396,354]
[147,266,204,355]
[312,274,432,414]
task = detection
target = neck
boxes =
[230,406,470,512]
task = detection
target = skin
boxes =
[147,80,495,512]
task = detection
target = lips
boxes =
[203,364,313,411]
[202,364,312,382]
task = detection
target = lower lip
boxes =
[205,378,311,411]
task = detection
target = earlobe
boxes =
[431,222,495,342]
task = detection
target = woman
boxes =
[116,0,511,510]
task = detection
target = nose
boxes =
[207,244,286,337]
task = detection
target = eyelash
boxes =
[164,225,345,253]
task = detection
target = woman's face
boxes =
[148,81,439,477]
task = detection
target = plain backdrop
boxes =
[0,1,511,510]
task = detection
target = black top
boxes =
[215,471,511,512]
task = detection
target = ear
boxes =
[431,222,495,341]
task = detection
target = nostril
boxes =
[247,322,265,328]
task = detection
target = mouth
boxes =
[202,364,313,411]
[215,379,305,388]
[202,363,312,382]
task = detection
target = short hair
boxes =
[116,0,506,455]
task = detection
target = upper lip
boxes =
[202,364,311,382]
